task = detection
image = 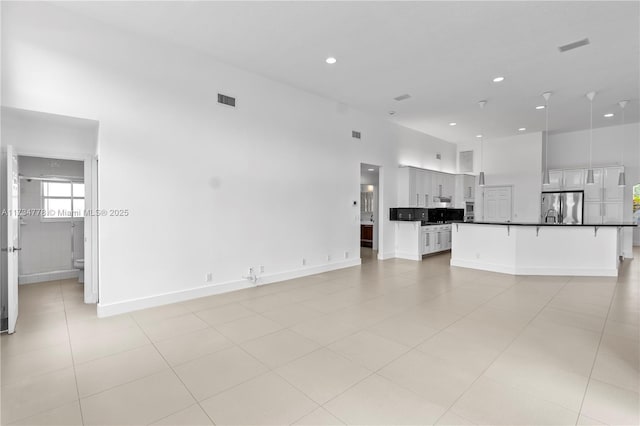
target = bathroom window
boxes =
[42,181,85,220]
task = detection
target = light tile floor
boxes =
[1,248,638,425]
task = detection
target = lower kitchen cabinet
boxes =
[422,225,452,255]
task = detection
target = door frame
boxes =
[481,184,514,222]
[11,149,99,304]
[359,163,384,260]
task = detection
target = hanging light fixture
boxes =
[542,92,552,185]
[478,100,487,186]
[586,91,596,185]
[618,100,628,186]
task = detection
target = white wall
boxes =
[17,156,84,280]
[2,2,458,315]
[472,133,543,222]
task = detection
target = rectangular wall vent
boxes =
[394,94,411,101]
[352,131,361,139]
[218,93,236,107]
[558,38,590,52]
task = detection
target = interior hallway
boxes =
[1,251,638,425]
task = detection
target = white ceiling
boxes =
[53,1,639,143]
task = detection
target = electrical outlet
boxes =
[206,272,213,282]
[302,258,306,266]
[344,251,349,259]
[327,255,331,261]
[475,252,480,259]
[259,265,265,274]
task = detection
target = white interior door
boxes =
[6,146,19,333]
[484,186,513,222]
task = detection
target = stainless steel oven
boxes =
[465,202,475,221]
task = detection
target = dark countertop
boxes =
[461,221,637,227]
[391,220,463,226]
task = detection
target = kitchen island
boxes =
[451,222,636,277]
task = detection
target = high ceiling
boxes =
[46,1,640,143]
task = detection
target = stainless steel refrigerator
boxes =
[541,191,584,224]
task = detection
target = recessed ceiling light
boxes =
[449,122,457,126]
[603,113,614,118]
[325,57,337,64]
[535,105,545,110]
[476,134,483,138]
[518,127,526,131]
[492,76,505,83]
[368,168,375,171]
[388,111,396,115]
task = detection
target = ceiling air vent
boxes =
[352,131,362,139]
[218,93,236,107]
[394,94,411,101]
[558,38,590,52]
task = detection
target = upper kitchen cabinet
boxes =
[563,169,585,190]
[603,166,624,202]
[398,167,430,207]
[545,169,583,191]
[431,172,455,201]
[546,170,563,191]
[454,174,475,206]
[463,175,476,200]
[583,168,604,202]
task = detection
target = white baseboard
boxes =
[378,251,396,260]
[514,266,618,277]
[451,259,617,277]
[19,269,80,285]
[395,251,422,261]
[450,259,516,275]
[97,258,361,318]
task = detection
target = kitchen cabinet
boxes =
[546,170,563,191]
[422,225,451,255]
[584,202,602,224]
[399,167,431,207]
[584,168,604,202]
[563,169,585,190]
[603,166,624,202]
[545,169,583,191]
[603,202,623,223]
[463,175,475,200]
[422,228,435,254]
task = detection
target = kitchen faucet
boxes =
[545,209,558,224]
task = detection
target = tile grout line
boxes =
[288,272,528,423]
[63,281,87,426]
[129,315,219,426]
[574,275,622,425]
[431,275,575,424]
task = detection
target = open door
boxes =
[6,146,19,333]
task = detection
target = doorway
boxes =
[360,164,380,263]
[1,108,99,334]
[482,185,513,222]
[2,154,95,333]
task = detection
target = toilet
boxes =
[74,258,85,283]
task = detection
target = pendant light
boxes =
[478,100,487,186]
[618,100,628,186]
[542,92,552,185]
[586,91,596,185]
